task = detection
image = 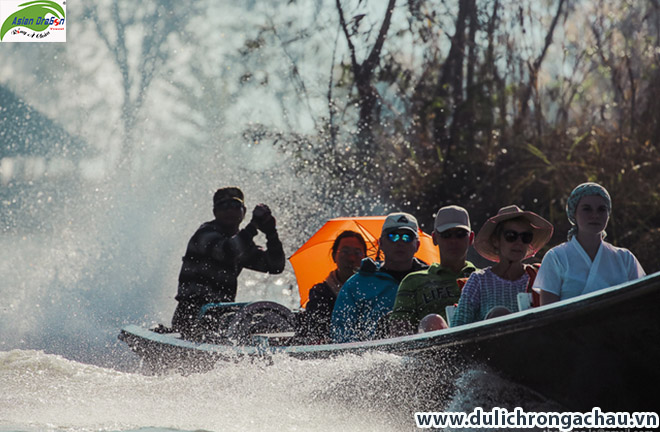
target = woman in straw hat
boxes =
[534,182,645,305]
[451,205,553,327]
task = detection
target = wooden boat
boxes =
[119,271,660,412]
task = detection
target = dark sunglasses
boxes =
[502,230,534,244]
[439,230,469,239]
[215,200,243,210]
[387,232,415,243]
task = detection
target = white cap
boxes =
[434,205,471,233]
[381,212,419,236]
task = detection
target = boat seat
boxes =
[517,292,533,311]
[225,301,297,345]
[445,305,457,326]
[517,287,542,311]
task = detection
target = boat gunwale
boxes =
[119,271,660,358]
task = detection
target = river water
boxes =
[0,347,560,432]
[0,229,560,431]
[0,227,560,431]
[1,2,562,430]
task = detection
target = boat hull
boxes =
[119,272,660,411]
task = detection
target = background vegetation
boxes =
[2,0,658,273]
[240,0,660,271]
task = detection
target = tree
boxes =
[336,0,396,157]
[83,1,196,173]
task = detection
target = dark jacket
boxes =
[299,281,337,343]
[172,219,284,332]
[176,220,284,303]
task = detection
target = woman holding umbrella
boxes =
[298,230,367,343]
[451,205,553,327]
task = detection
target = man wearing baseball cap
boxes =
[172,186,285,336]
[389,205,478,334]
[331,212,429,343]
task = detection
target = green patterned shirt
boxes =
[390,262,477,327]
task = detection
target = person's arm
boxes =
[625,250,646,280]
[177,224,256,300]
[450,275,480,327]
[221,222,259,261]
[183,222,256,264]
[388,275,418,336]
[242,229,285,274]
[540,290,561,305]
[534,249,564,305]
[242,204,285,274]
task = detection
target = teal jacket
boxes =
[331,257,427,343]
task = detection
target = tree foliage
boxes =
[248,0,660,270]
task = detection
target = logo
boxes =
[0,0,66,42]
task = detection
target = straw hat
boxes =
[474,205,554,262]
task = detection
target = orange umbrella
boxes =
[289,216,440,307]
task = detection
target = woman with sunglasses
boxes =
[451,205,553,327]
[534,182,645,304]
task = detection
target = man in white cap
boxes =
[331,212,429,343]
[389,205,477,334]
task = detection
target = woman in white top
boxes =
[451,205,553,326]
[535,182,645,304]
